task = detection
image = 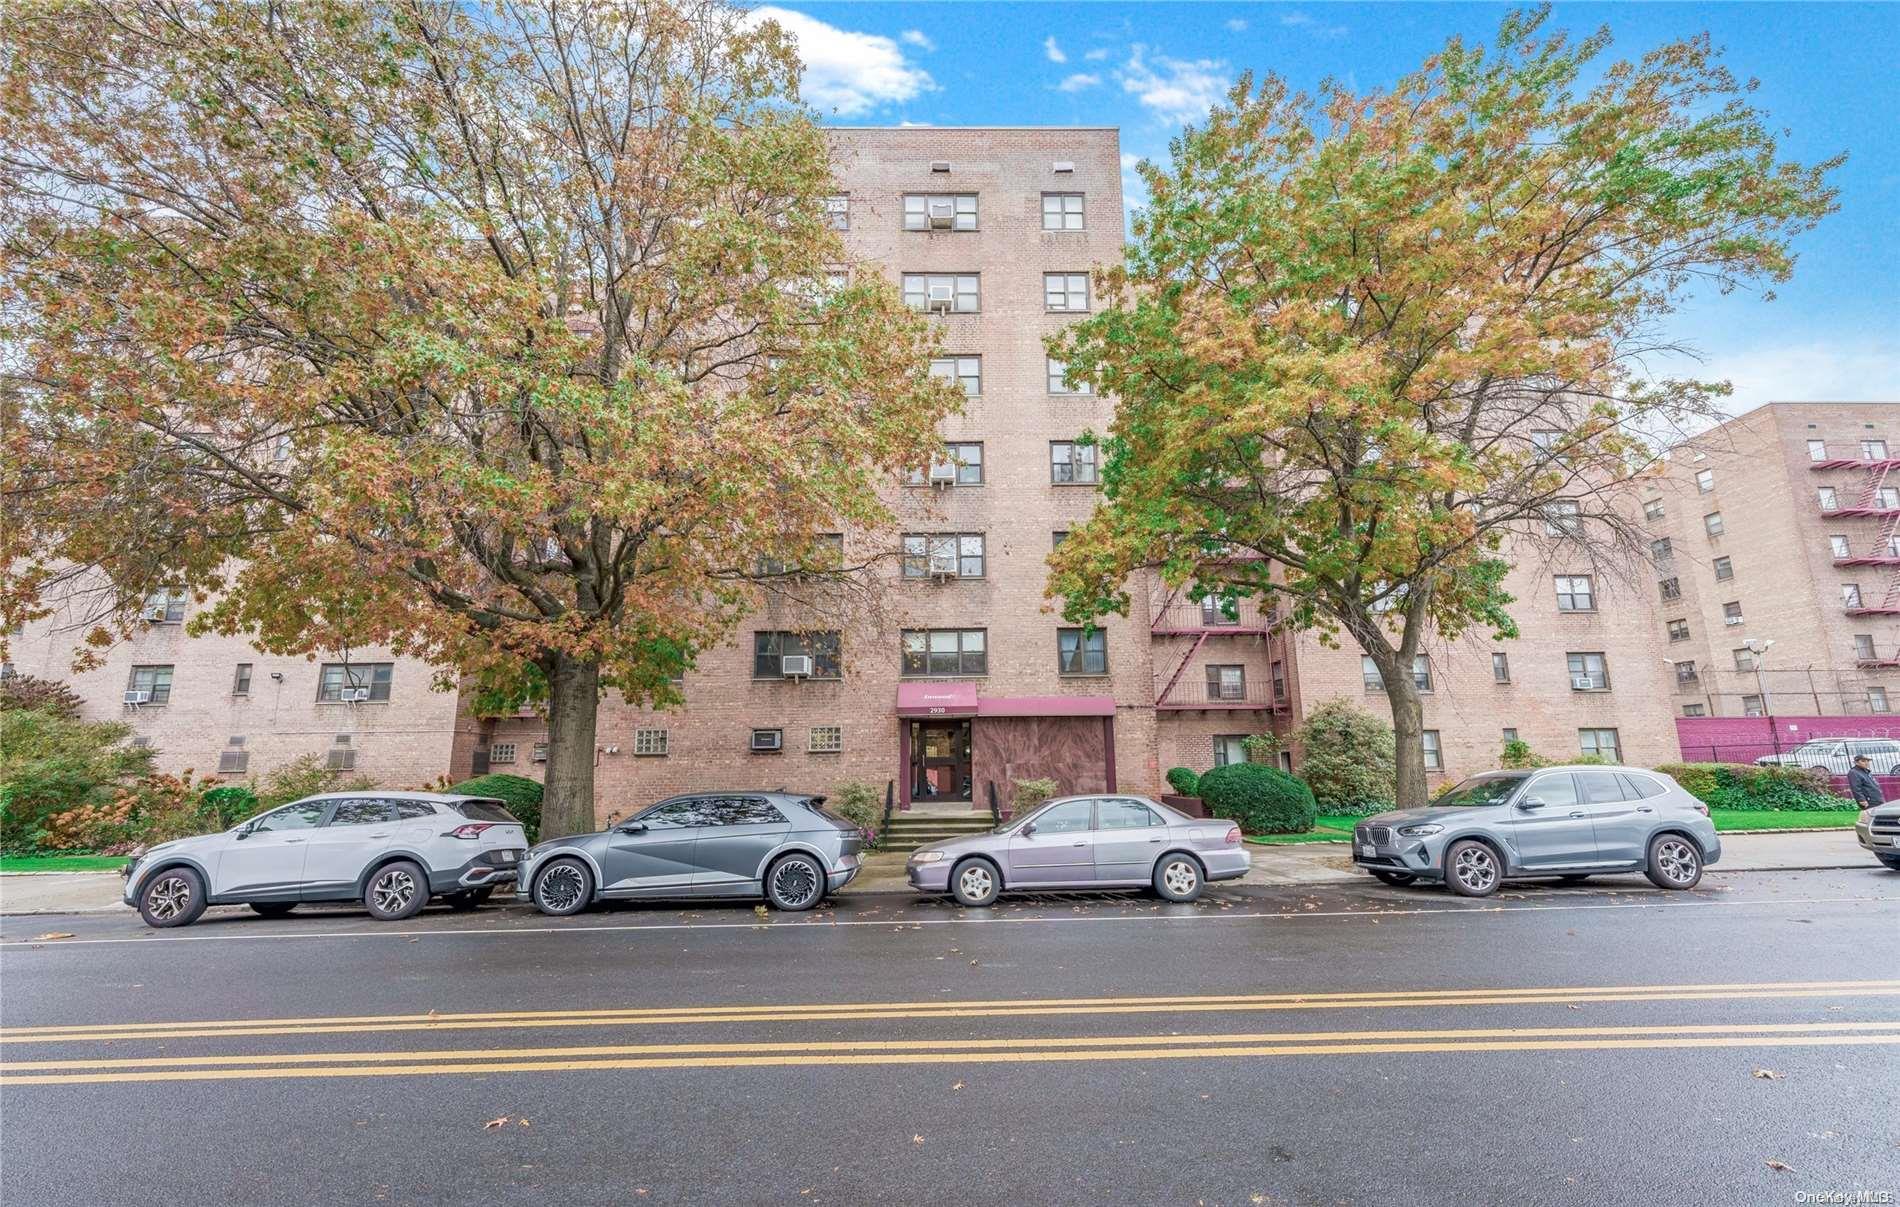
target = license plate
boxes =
[1361,843,1376,858]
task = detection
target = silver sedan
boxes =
[907,794,1250,906]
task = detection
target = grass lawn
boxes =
[1711,808,1861,832]
[0,854,130,873]
[1245,814,1363,845]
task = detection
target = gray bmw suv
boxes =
[1352,765,1721,897]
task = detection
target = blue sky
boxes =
[751,2,1899,414]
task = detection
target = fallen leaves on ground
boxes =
[1752,1068,1782,1080]
[1764,1159,1793,1172]
[483,1117,510,1129]
[912,1135,925,1145]
[951,1082,964,1091]
[31,932,74,941]
[753,905,769,918]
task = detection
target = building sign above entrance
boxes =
[895,681,980,717]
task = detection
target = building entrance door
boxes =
[911,720,974,804]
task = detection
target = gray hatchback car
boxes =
[518,792,862,914]
[1352,765,1721,897]
[907,794,1250,906]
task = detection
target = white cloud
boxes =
[1117,45,1230,124]
[1689,339,1900,413]
[1225,18,1249,32]
[1044,36,1068,63]
[1084,47,1111,61]
[746,7,934,117]
[1120,151,1153,218]
[1279,11,1349,38]
[1056,73,1102,93]
[899,29,935,52]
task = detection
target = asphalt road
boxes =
[4,868,1898,1206]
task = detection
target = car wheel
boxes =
[950,857,1001,908]
[1557,874,1592,885]
[1444,840,1502,898]
[1645,835,1704,890]
[249,902,297,918]
[138,867,207,929]
[1370,869,1417,886]
[363,860,428,921]
[1153,853,1205,902]
[764,853,824,912]
[1878,854,1900,871]
[443,891,483,912]
[531,857,593,916]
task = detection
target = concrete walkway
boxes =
[1,828,1882,916]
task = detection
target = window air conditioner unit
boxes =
[1052,161,1075,174]
[1571,675,1598,691]
[927,460,958,487]
[325,748,356,772]
[929,160,951,173]
[925,284,954,314]
[217,750,250,774]
[531,744,548,763]
[781,655,814,678]
[122,690,151,706]
[751,729,784,752]
[928,555,957,579]
[1725,616,1744,626]
[339,687,371,703]
[927,200,955,229]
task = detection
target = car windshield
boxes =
[450,800,520,824]
[1431,773,1529,807]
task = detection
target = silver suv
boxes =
[1352,766,1721,897]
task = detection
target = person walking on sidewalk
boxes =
[1848,754,1885,810]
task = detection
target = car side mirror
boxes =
[616,821,647,834]
[1517,796,1547,811]
[233,823,254,839]
[1021,822,1038,837]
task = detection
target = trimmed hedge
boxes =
[1654,762,1846,811]
[1165,767,1201,796]
[1197,762,1318,835]
[448,773,544,841]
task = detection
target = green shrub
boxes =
[1164,767,1201,796]
[1499,739,1549,770]
[448,773,544,842]
[828,780,884,849]
[249,754,374,811]
[1293,699,1395,814]
[201,786,261,828]
[1654,762,1846,811]
[1197,762,1319,835]
[1010,777,1059,817]
[1,709,155,851]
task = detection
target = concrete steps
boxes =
[878,811,995,852]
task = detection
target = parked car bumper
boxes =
[906,856,953,892]
[1203,848,1252,881]
[1859,810,1900,853]
[1350,828,1450,878]
[429,851,522,895]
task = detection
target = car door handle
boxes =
[1568,812,1585,819]
[1635,807,1654,814]
[283,837,307,843]
[1071,841,1088,847]
[1149,838,1163,843]
[367,832,391,838]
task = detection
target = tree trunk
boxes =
[542,652,601,839]
[1382,667,1429,808]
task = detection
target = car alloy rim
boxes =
[538,865,586,912]
[372,869,416,914]
[1657,839,1698,884]
[772,859,819,907]
[959,865,993,900]
[147,875,192,920]
[1454,847,1496,891]
[1163,860,1197,896]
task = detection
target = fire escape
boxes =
[1151,580,1289,712]
[1816,452,1900,617]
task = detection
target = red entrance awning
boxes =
[977,695,1117,718]
[896,681,979,717]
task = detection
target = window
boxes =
[1722,600,1743,624]
[1200,595,1237,626]
[902,192,978,231]
[1643,497,1665,521]
[749,729,783,753]
[753,631,842,679]
[1578,728,1622,763]
[1421,731,1442,771]
[330,798,399,827]
[1052,530,1069,547]
[1865,439,1888,460]
[1045,272,1089,312]
[218,740,248,775]
[252,801,327,832]
[1871,687,1891,714]
[1271,660,1286,700]
[1412,655,1433,693]
[901,272,980,313]
[232,663,252,696]
[1205,664,1245,701]
[1696,468,1715,493]
[1856,634,1877,661]
[1502,728,1519,744]
[1567,652,1609,691]
[1667,618,1690,642]
[1843,583,1864,608]
[1034,800,1095,833]
[808,725,843,754]
[1808,439,1828,462]
[1529,429,1561,452]
[929,356,981,395]
[1713,557,1733,581]
[317,662,393,702]
[1099,799,1161,829]
[141,587,186,623]
[904,441,984,487]
[1831,534,1851,558]
[640,798,719,829]
[1057,627,1108,675]
[1651,537,1673,562]
[901,628,986,676]
[902,533,985,579]
[1818,487,1839,510]
[1732,647,1756,672]
[1050,440,1098,484]
[1703,512,1724,537]
[1673,660,1698,686]
[1659,577,1681,601]
[1212,735,1248,767]
[1361,656,1383,691]
[1041,192,1085,230]
[1554,575,1595,611]
[1682,704,1706,717]
[823,194,850,230]
[1492,652,1511,683]
[1577,771,1630,804]
[1880,488,1900,510]
[1543,499,1581,535]
[1742,694,1765,717]
[128,665,172,703]
[531,741,548,763]
[1046,357,1093,395]
[632,729,668,757]
[489,742,517,765]
[757,533,844,577]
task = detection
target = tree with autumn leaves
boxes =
[0,0,959,836]
[1049,10,1840,806]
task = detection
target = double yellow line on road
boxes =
[6,1021,1899,1086]
[6,978,1898,1045]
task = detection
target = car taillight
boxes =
[1691,802,1709,817]
[1223,825,1241,846]
[446,823,496,840]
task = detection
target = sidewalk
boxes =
[1,830,1881,916]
